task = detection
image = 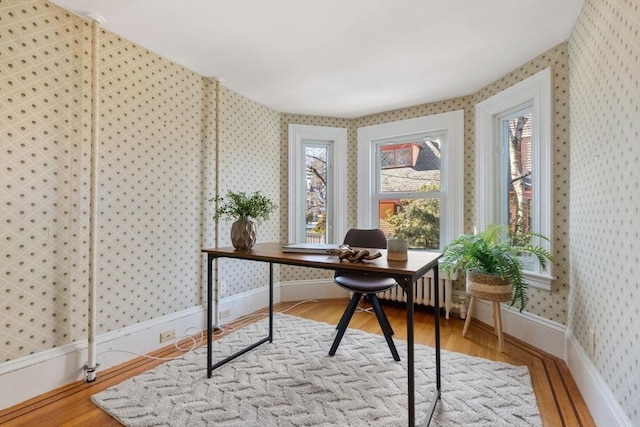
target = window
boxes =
[357,111,464,251]
[475,67,553,289]
[380,144,417,168]
[304,143,330,243]
[288,124,347,244]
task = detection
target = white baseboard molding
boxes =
[215,285,280,326]
[0,306,206,410]
[565,329,633,427]
[4,284,590,417]
[215,280,347,326]
[0,280,349,410]
[470,299,566,358]
[279,279,349,302]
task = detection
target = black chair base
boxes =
[329,292,400,361]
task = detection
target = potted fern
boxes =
[440,224,553,311]
[212,191,276,250]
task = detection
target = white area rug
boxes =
[92,313,541,426]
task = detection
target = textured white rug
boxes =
[92,313,541,426]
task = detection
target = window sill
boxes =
[523,271,555,291]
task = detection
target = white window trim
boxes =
[357,110,464,249]
[475,67,554,290]
[288,124,347,244]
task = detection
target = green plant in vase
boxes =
[440,224,553,311]
[212,191,276,250]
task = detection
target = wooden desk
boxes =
[202,242,442,426]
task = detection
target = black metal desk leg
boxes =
[269,262,273,342]
[207,253,214,378]
[434,266,441,393]
[406,277,415,427]
[422,267,442,427]
[206,257,273,375]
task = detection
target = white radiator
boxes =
[377,269,464,320]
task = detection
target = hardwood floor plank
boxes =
[544,357,581,427]
[556,360,597,427]
[531,357,565,426]
[0,299,595,427]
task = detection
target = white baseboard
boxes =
[215,285,279,325]
[0,281,345,410]
[279,279,349,301]
[0,306,206,410]
[565,329,633,427]
[471,299,566,358]
[5,283,598,419]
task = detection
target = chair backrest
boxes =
[335,228,390,279]
[342,228,388,249]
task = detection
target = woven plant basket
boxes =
[466,271,512,302]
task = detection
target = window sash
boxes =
[357,111,464,251]
[303,142,331,243]
[475,68,553,290]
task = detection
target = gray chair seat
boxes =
[334,275,397,293]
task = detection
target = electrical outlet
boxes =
[160,330,175,343]
[219,309,231,320]
[589,328,596,357]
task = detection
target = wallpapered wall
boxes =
[2,2,638,422]
[95,31,209,330]
[0,2,571,364]
[568,0,639,423]
[0,0,281,362]
[280,45,571,325]
[469,45,572,322]
[215,85,281,297]
[2,0,93,360]
[278,114,351,282]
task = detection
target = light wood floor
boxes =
[0,299,595,427]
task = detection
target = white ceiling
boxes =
[50,0,583,118]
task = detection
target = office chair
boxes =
[329,228,400,361]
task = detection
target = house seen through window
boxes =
[376,135,443,250]
[357,111,464,251]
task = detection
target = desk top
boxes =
[202,242,441,279]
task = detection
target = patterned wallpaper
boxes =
[3,3,637,422]
[287,45,572,323]
[0,0,281,361]
[96,30,209,331]
[216,86,281,297]
[568,0,639,423]
[470,44,572,323]
[278,114,351,282]
[2,0,92,360]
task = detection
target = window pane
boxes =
[380,151,395,168]
[503,110,533,238]
[378,139,441,192]
[305,146,327,243]
[395,148,412,166]
[378,194,440,250]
